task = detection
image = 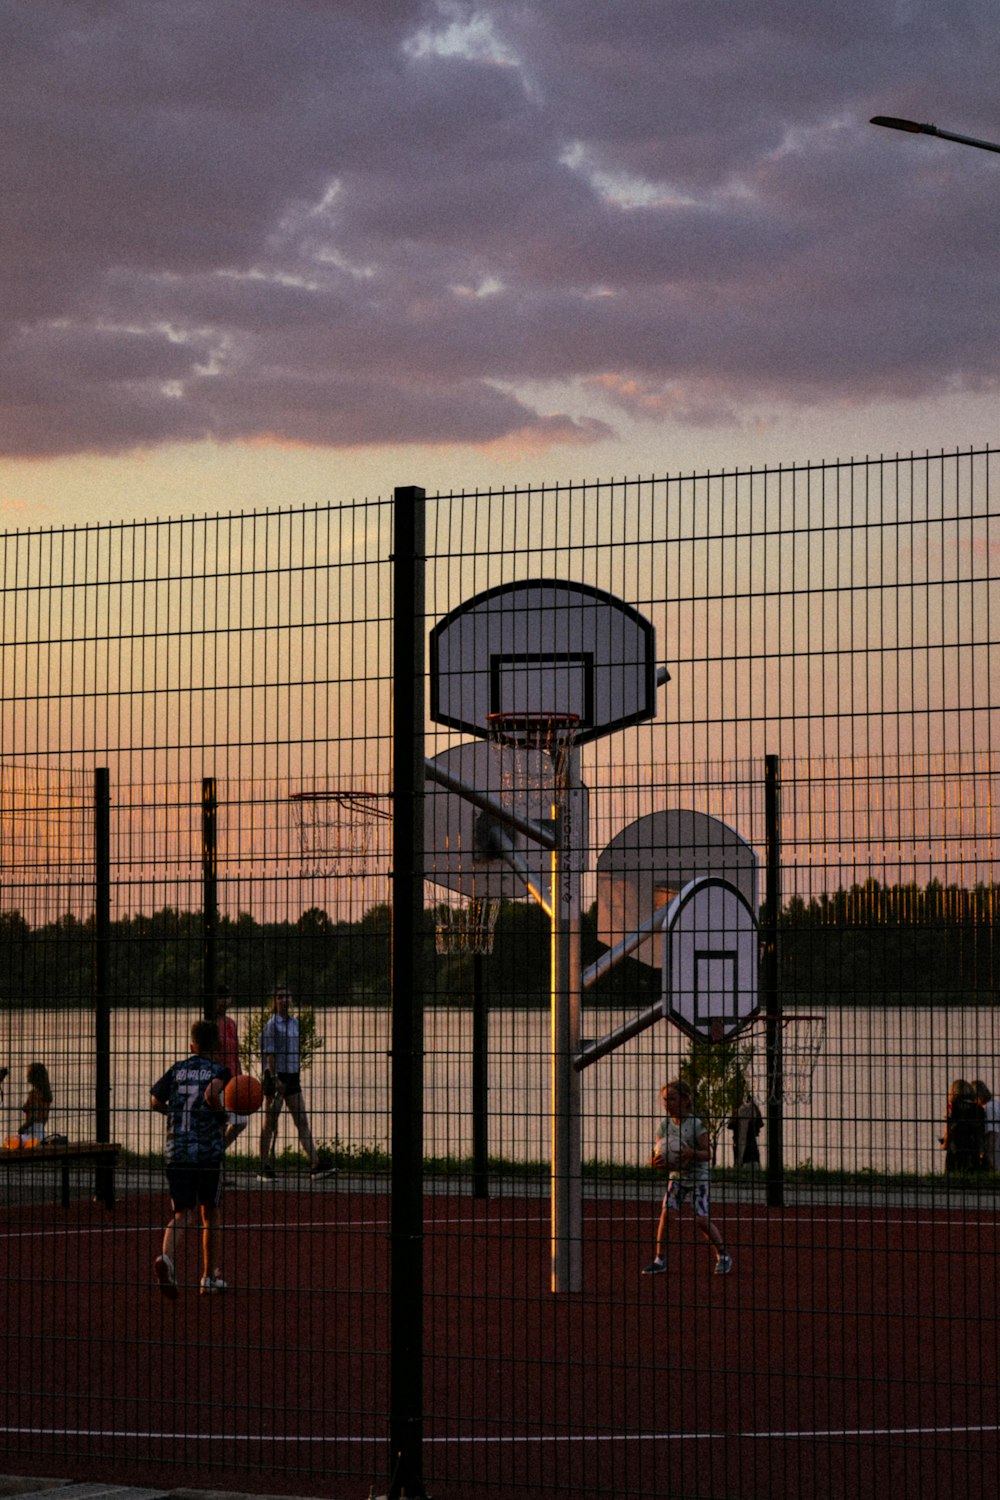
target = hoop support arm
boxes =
[425,756,558,851]
[493,836,553,917]
[580,902,670,989]
[574,1001,663,1071]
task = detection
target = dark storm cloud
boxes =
[2,0,997,456]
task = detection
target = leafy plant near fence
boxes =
[679,1035,754,1164]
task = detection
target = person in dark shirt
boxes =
[150,1019,231,1299]
[942,1078,985,1174]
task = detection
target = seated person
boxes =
[20,1062,52,1144]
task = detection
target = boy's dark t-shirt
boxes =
[151,1056,231,1167]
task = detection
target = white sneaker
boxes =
[714,1252,733,1276]
[199,1273,227,1296]
[154,1254,179,1300]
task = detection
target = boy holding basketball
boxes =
[150,1019,231,1298]
[643,1078,732,1277]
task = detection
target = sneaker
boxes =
[257,1165,275,1181]
[154,1254,179,1300]
[309,1165,337,1180]
[714,1252,733,1276]
[200,1274,227,1296]
[641,1257,667,1276]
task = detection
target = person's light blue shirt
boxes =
[261,1012,300,1072]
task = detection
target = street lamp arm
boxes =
[871,115,1000,155]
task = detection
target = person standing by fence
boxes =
[942,1079,984,1173]
[973,1080,998,1170]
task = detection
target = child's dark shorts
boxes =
[166,1164,223,1212]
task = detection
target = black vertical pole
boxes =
[389,485,429,1500]
[202,777,218,1020]
[764,754,784,1209]
[94,768,112,1203]
[472,952,488,1198]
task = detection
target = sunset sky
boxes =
[2,1,998,529]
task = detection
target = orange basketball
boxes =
[225,1074,264,1115]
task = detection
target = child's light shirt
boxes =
[656,1113,710,1183]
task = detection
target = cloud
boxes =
[2,0,998,457]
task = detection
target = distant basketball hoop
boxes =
[433,894,502,957]
[290,789,391,876]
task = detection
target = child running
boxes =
[643,1077,733,1278]
[150,1019,231,1298]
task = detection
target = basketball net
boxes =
[433,894,502,957]
[290,790,390,877]
[486,711,581,804]
[742,1014,826,1106]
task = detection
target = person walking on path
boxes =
[257,986,334,1181]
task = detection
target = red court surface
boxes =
[0,1182,997,1499]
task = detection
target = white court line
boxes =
[1,1207,996,1246]
[0,1422,997,1446]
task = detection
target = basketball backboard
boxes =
[430,579,657,745]
[596,808,758,969]
[662,877,759,1041]
[425,740,589,905]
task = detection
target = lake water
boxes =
[2,1004,997,1176]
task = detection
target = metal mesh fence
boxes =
[0,450,998,1499]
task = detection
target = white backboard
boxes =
[597,808,758,969]
[663,877,759,1041]
[430,578,657,745]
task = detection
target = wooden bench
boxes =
[0,1140,121,1209]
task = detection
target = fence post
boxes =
[202,776,217,1020]
[763,754,784,1208]
[472,952,489,1198]
[94,768,112,1202]
[388,485,429,1500]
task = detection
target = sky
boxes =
[1,0,998,529]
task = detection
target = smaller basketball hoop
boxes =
[486,711,580,797]
[741,1013,826,1106]
[434,895,502,957]
[290,789,391,876]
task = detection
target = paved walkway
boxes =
[0,1480,330,1500]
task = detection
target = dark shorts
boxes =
[166,1164,223,1213]
[276,1071,302,1099]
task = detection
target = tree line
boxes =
[0,877,996,1008]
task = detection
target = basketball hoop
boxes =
[290,789,391,876]
[434,894,502,957]
[486,711,581,798]
[741,1013,826,1106]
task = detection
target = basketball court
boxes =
[0,1180,995,1499]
